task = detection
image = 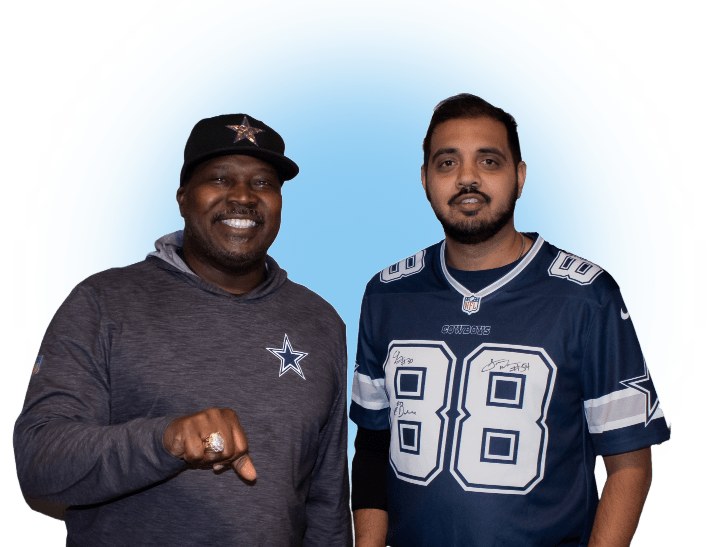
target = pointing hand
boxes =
[163,407,256,481]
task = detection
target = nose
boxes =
[226,180,257,207]
[456,161,480,189]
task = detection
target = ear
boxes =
[176,185,187,218]
[516,161,527,199]
[421,164,427,193]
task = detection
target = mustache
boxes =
[448,187,491,206]
[213,207,265,224]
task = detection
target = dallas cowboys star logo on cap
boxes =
[267,334,307,380]
[226,115,264,145]
[619,359,660,425]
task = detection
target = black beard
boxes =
[430,184,518,245]
[183,211,270,276]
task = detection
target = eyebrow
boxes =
[431,146,507,163]
[477,147,507,160]
[204,163,231,172]
[205,163,277,176]
[431,148,458,162]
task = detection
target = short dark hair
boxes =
[422,93,522,169]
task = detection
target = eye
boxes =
[254,176,281,189]
[206,174,226,184]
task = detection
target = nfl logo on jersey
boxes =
[462,295,480,315]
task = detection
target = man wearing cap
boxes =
[15,114,352,546]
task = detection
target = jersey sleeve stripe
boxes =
[351,371,389,410]
[585,386,639,408]
[584,387,664,433]
[587,408,666,434]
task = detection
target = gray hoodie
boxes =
[14,232,351,546]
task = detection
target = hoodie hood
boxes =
[148,231,196,276]
[146,230,288,301]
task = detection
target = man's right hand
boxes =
[163,407,257,481]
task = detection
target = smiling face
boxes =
[421,116,526,245]
[177,154,282,282]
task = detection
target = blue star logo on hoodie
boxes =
[267,334,307,380]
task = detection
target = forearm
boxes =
[589,448,652,547]
[351,428,391,546]
[14,415,185,505]
[354,508,388,547]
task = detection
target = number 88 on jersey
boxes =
[385,341,557,495]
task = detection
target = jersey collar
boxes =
[440,235,545,315]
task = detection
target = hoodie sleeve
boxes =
[13,283,186,506]
[303,329,352,546]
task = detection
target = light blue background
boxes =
[2,2,717,544]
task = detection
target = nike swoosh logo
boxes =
[621,309,630,320]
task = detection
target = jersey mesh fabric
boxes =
[350,234,669,547]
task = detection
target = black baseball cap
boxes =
[180,113,299,185]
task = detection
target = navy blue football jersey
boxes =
[349,234,670,547]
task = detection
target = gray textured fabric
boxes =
[14,234,352,546]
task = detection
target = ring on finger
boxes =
[202,432,225,453]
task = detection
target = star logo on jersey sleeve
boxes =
[226,116,264,145]
[619,360,659,425]
[267,334,307,380]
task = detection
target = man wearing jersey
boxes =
[349,94,670,546]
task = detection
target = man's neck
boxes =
[445,224,528,271]
[180,250,267,295]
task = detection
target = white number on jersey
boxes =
[384,342,557,494]
[380,250,426,283]
[548,251,603,285]
[384,341,456,485]
[451,344,557,494]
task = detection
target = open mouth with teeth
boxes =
[449,190,489,207]
[221,219,257,228]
